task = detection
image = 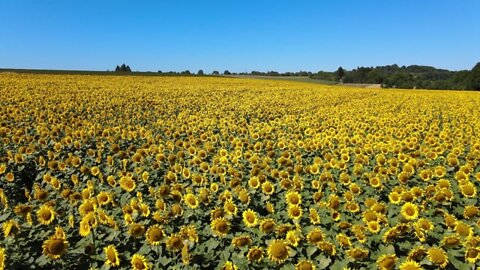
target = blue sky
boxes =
[1,0,479,72]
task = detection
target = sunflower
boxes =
[288,204,303,221]
[401,202,419,221]
[441,235,461,250]
[247,246,263,263]
[128,223,145,238]
[211,217,230,237]
[346,247,369,261]
[242,209,258,227]
[262,181,275,195]
[97,191,112,206]
[221,261,238,270]
[465,247,480,264]
[460,182,477,198]
[248,176,260,189]
[464,205,479,219]
[376,254,397,270]
[0,247,4,270]
[166,234,184,252]
[286,230,301,247]
[336,233,351,247]
[131,254,149,270]
[266,202,275,213]
[366,221,381,234]
[267,240,290,264]
[317,241,336,256]
[309,208,321,225]
[306,228,324,244]
[454,221,472,237]
[259,218,276,234]
[184,193,199,209]
[37,204,55,225]
[407,245,426,261]
[145,225,164,245]
[232,235,252,248]
[295,260,315,270]
[427,247,448,268]
[2,220,20,237]
[120,176,136,192]
[78,199,96,217]
[399,260,422,270]
[79,217,92,237]
[42,236,69,260]
[104,245,120,267]
[224,200,237,216]
[388,191,401,204]
[285,190,301,205]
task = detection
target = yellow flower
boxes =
[427,247,448,268]
[42,236,69,260]
[104,245,120,267]
[232,235,252,248]
[261,181,275,195]
[401,202,419,221]
[295,260,316,270]
[2,220,20,237]
[242,209,258,227]
[285,190,301,205]
[247,246,263,263]
[37,204,55,225]
[166,234,184,252]
[399,260,422,270]
[0,247,5,270]
[221,261,238,270]
[211,217,230,237]
[119,176,136,192]
[288,204,303,221]
[465,247,480,264]
[376,254,397,270]
[131,254,149,270]
[267,240,290,264]
[306,228,324,244]
[184,193,199,209]
[145,225,164,245]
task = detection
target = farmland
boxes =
[1,73,480,269]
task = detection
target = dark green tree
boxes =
[335,67,345,82]
[197,69,204,76]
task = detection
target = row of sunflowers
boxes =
[1,73,480,269]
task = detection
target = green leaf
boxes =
[306,246,318,257]
[317,254,332,270]
[0,212,10,222]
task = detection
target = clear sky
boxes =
[1,0,479,72]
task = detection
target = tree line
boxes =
[113,62,480,90]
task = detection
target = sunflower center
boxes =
[149,228,163,241]
[48,239,66,255]
[310,232,323,242]
[107,249,117,262]
[405,207,415,216]
[246,214,255,223]
[41,211,52,220]
[270,242,287,258]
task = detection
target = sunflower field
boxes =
[1,73,480,270]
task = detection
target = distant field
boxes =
[228,75,382,88]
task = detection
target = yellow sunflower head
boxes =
[427,247,448,268]
[267,240,290,264]
[211,217,230,237]
[242,209,258,227]
[145,225,164,245]
[295,259,316,270]
[104,245,120,267]
[37,204,56,225]
[376,254,397,270]
[247,246,263,263]
[131,254,149,270]
[401,202,419,221]
[42,236,69,260]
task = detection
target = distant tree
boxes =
[197,69,204,76]
[467,62,480,90]
[181,70,191,75]
[115,64,131,72]
[212,71,220,75]
[223,70,231,75]
[335,67,345,82]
